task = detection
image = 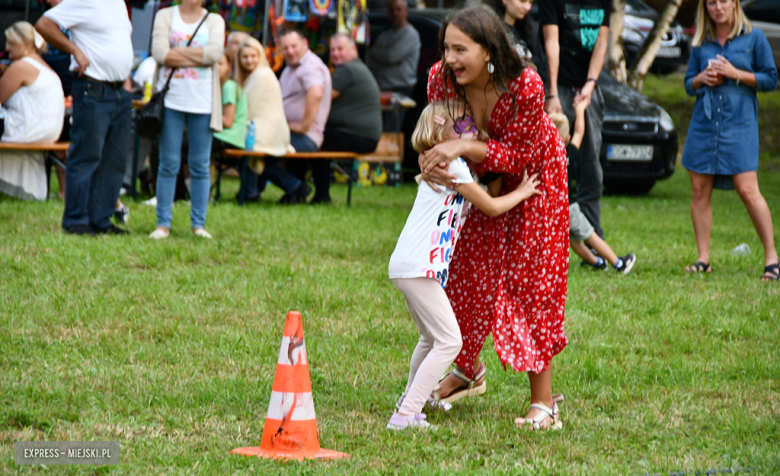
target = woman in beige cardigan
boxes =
[236,37,310,204]
[149,0,224,239]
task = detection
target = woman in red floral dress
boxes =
[420,6,569,430]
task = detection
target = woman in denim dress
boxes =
[682,0,778,281]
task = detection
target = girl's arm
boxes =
[222,103,236,129]
[454,170,540,217]
[570,95,590,150]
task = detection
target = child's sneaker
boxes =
[114,202,130,224]
[387,413,432,430]
[580,256,608,271]
[614,254,637,274]
[395,392,452,412]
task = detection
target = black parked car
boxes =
[621,0,691,74]
[368,10,677,194]
[598,72,677,195]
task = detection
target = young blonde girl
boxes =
[387,100,540,430]
[212,52,248,152]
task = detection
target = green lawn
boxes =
[1,79,779,475]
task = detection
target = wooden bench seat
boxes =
[222,150,362,160]
[0,142,70,198]
[217,133,404,206]
[0,142,70,152]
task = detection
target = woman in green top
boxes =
[212,52,248,151]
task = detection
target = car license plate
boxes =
[607,144,654,161]
[657,46,681,58]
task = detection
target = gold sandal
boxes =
[433,363,487,404]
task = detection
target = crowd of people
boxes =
[0,0,777,433]
[386,0,777,433]
[0,0,422,236]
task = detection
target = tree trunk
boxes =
[608,0,628,83]
[626,0,683,91]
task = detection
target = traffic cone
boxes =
[231,311,349,461]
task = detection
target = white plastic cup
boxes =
[731,243,751,256]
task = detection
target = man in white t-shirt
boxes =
[36,0,134,236]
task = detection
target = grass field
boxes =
[1,77,779,475]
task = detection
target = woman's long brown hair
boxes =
[434,6,529,128]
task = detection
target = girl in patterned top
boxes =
[387,100,540,430]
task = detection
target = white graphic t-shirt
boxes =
[163,7,212,114]
[388,158,474,287]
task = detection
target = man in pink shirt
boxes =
[278,29,332,204]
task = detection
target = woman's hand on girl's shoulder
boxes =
[419,140,462,174]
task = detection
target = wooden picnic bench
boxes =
[0,142,70,152]
[0,142,70,198]
[217,133,404,206]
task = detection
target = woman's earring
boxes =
[487,62,495,74]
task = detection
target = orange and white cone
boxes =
[231,311,349,461]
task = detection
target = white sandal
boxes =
[149,228,170,240]
[516,394,564,431]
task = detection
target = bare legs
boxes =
[733,172,778,276]
[515,365,555,429]
[686,170,714,270]
[436,356,557,430]
[571,234,619,266]
[686,170,778,277]
[435,355,484,398]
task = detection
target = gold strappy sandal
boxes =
[432,363,487,404]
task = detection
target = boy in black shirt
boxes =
[539,0,611,240]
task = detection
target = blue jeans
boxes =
[243,134,312,198]
[62,78,131,230]
[289,132,318,153]
[156,109,212,229]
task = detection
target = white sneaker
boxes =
[192,228,212,239]
[142,197,157,207]
[387,413,432,431]
[149,228,170,240]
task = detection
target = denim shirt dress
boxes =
[681,28,778,189]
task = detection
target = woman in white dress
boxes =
[0,21,64,200]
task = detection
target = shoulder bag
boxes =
[137,12,209,138]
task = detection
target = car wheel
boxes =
[604,179,657,196]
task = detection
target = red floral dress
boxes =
[428,62,569,376]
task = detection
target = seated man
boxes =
[367,0,420,131]
[278,29,332,204]
[225,30,249,65]
[304,33,381,204]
